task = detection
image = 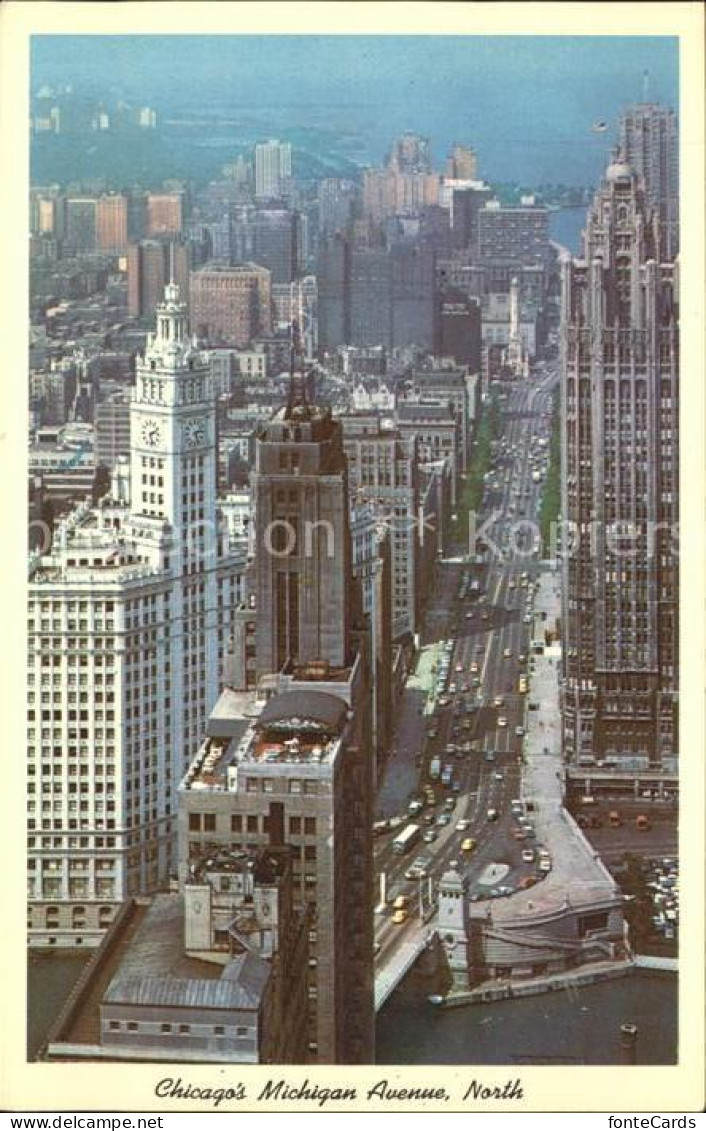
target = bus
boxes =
[392,824,421,855]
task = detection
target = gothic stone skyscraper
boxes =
[560,159,678,769]
[619,102,679,261]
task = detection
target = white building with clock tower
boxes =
[27,283,248,947]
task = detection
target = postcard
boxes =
[0,0,704,1116]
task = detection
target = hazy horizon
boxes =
[31,35,679,185]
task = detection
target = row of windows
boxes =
[106,1020,249,1037]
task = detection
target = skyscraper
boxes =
[560,158,679,769]
[445,144,478,180]
[65,197,97,254]
[27,284,247,945]
[96,194,128,254]
[254,140,293,200]
[127,238,190,318]
[145,192,184,237]
[387,130,432,173]
[619,102,679,260]
[190,263,272,346]
[252,391,353,679]
[178,367,375,1062]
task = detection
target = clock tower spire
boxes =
[130,281,217,544]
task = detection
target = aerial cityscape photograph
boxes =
[18,23,691,1085]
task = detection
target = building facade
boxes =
[560,159,679,769]
[27,283,247,946]
[190,263,272,347]
[619,102,679,261]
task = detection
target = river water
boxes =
[29,952,676,1065]
[549,206,587,258]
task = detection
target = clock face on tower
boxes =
[183,418,207,449]
[140,419,163,449]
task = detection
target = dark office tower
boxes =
[317,233,350,354]
[619,103,679,260]
[65,197,97,254]
[127,239,189,318]
[252,206,298,284]
[561,159,679,770]
[350,246,391,349]
[451,185,493,253]
[253,399,353,679]
[435,285,482,370]
[390,242,435,350]
[126,190,147,241]
[387,130,432,173]
[318,178,357,235]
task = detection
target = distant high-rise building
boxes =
[65,197,97,254]
[435,285,482,370]
[96,193,128,254]
[478,199,550,269]
[390,242,435,350]
[145,192,184,237]
[254,140,293,200]
[318,178,357,235]
[95,389,131,469]
[387,131,432,173]
[317,233,350,354]
[127,238,189,319]
[445,144,478,180]
[619,102,679,260]
[251,206,298,284]
[349,246,391,349]
[561,158,679,769]
[190,262,272,347]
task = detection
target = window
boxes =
[127,1022,138,1032]
[214,1026,225,1036]
[204,813,216,833]
[189,813,201,832]
[231,814,242,832]
[108,1021,120,1031]
[304,817,317,836]
[246,815,258,833]
[160,1023,172,1034]
[178,1024,190,1034]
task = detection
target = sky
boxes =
[31,35,679,184]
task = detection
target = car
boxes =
[486,808,499,821]
[494,771,504,781]
[515,726,525,737]
[483,750,496,762]
[482,612,489,621]
[422,829,438,844]
[513,828,526,841]
[508,581,516,590]
[470,661,479,674]
[465,611,473,619]
[518,654,527,665]
[393,895,409,911]
[444,796,457,811]
[436,813,452,827]
[523,614,532,624]
[423,813,435,826]
[494,696,504,708]
[456,819,470,832]
[522,849,535,864]
[461,838,477,853]
[392,908,408,924]
[498,716,508,728]
[449,683,457,694]
[503,648,512,659]
[455,663,464,673]
[538,858,552,873]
